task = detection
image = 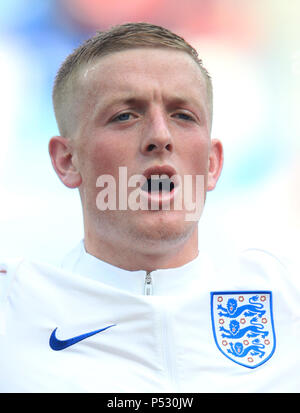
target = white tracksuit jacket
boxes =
[0,241,299,392]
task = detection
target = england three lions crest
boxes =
[211,291,276,369]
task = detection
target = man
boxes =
[0,23,299,392]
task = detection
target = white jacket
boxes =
[0,241,299,392]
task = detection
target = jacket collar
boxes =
[61,240,211,296]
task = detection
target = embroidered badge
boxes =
[211,291,276,369]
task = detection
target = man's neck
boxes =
[83,229,199,272]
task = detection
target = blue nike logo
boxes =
[49,325,116,351]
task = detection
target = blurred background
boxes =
[0,0,299,265]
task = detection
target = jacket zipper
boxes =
[143,270,178,390]
[144,271,153,295]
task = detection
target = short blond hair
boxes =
[53,22,213,136]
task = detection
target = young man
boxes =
[0,23,299,392]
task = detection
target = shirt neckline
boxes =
[61,240,207,296]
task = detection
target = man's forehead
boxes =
[79,48,206,86]
[76,48,208,103]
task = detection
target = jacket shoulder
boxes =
[239,247,300,296]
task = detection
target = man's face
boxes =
[69,48,222,254]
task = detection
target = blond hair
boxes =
[53,22,213,136]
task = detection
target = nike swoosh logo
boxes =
[49,324,116,351]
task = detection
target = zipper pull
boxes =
[144,271,153,296]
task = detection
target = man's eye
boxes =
[174,113,194,121]
[113,113,132,122]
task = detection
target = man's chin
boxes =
[128,209,196,244]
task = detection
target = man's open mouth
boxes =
[141,165,178,194]
[139,165,179,207]
[141,175,175,194]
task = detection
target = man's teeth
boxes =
[142,176,174,193]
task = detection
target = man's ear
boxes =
[48,136,82,188]
[207,139,224,191]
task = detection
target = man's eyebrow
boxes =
[92,93,207,120]
[94,94,144,112]
[91,94,144,121]
[165,96,203,108]
[165,95,208,117]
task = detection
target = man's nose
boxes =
[140,111,173,155]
